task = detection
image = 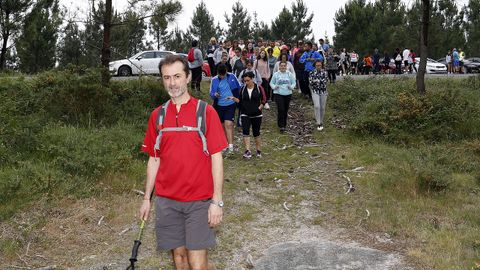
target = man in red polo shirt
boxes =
[139,54,227,270]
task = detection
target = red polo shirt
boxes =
[141,97,227,202]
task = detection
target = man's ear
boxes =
[187,72,192,84]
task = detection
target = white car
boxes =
[109,50,175,76]
[414,57,447,74]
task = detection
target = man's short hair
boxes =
[217,64,227,76]
[305,41,313,47]
[158,54,190,77]
[192,40,198,47]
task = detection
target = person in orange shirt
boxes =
[363,54,373,75]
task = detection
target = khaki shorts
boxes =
[155,196,216,250]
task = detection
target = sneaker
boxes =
[264,103,270,110]
[243,150,252,159]
[317,125,324,131]
[280,127,286,133]
[256,150,262,158]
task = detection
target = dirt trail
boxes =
[1,95,412,270]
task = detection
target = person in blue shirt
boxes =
[300,41,323,99]
[209,64,240,154]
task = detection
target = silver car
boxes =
[109,50,175,76]
[414,57,447,74]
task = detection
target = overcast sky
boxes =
[60,0,470,44]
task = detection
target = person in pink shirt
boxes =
[254,49,272,109]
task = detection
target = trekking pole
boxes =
[126,191,156,270]
[126,219,146,270]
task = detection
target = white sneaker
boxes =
[264,103,270,110]
[317,125,324,131]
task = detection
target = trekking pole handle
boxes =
[129,239,142,263]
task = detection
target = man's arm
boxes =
[208,152,223,227]
[139,156,160,220]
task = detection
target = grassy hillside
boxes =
[1,72,479,269]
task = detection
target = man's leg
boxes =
[172,246,190,270]
[187,249,215,270]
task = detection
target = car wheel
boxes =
[118,66,132,76]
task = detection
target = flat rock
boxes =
[254,241,405,270]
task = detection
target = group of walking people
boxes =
[204,37,330,159]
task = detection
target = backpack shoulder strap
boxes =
[196,100,207,135]
[157,100,170,129]
[196,99,209,155]
[154,100,170,151]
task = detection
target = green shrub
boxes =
[330,77,480,144]
[0,68,167,219]
[31,69,168,126]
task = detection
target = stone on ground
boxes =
[254,241,405,270]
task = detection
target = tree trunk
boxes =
[416,0,430,95]
[0,32,9,70]
[0,11,11,70]
[101,0,112,86]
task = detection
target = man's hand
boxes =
[208,203,223,227]
[215,92,220,98]
[139,200,151,221]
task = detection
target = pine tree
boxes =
[58,20,83,67]
[224,1,251,41]
[164,27,190,53]
[333,0,375,55]
[17,0,61,73]
[251,12,271,41]
[465,0,480,55]
[150,0,182,50]
[290,0,313,42]
[187,1,216,51]
[111,10,147,59]
[82,0,104,67]
[0,0,32,70]
[271,6,296,44]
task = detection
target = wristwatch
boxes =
[211,200,224,207]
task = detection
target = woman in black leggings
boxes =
[229,71,266,159]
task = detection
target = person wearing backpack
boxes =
[209,64,240,155]
[188,40,203,91]
[228,71,267,159]
[393,48,403,74]
[325,49,338,83]
[350,50,359,75]
[139,54,227,270]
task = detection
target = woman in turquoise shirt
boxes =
[269,62,296,133]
